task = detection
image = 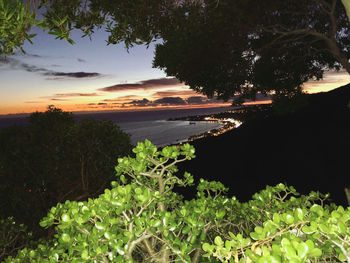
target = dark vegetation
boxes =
[0,106,132,238]
[177,84,350,206]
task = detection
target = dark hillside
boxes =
[177,84,350,206]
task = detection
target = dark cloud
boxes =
[186,96,208,104]
[56,93,100,97]
[98,102,107,105]
[99,78,181,92]
[128,98,152,107]
[0,56,102,79]
[50,98,69,101]
[109,96,226,108]
[153,97,187,106]
[21,63,48,73]
[141,78,180,86]
[44,71,101,78]
[77,58,86,63]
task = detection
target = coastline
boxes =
[166,104,271,146]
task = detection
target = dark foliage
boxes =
[0,106,132,234]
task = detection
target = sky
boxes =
[1,27,350,116]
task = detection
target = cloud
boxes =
[152,90,198,98]
[44,71,101,78]
[186,96,209,104]
[121,96,207,107]
[0,55,103,79]
[153,97,187,106]
[127,98,153,107]
[54,93,100,97]
[50,98,69,101]
[99,78,182,92]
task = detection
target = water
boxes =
[0,107,231,147]
[119,120,221,147]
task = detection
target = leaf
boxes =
[337,222,347,234]
[273,213,281,224]
[283,245,297,260]
[61,233,70,243]
[284,213,294,224]
[250,232,260,241]
[297,242,309,259]
[81,249,89,260]
[302,225,316,235]
[202,243,214,252]
[318,223,330,234]
[308,248,322,258]
[214,236,223,246]
[61,214,70,222]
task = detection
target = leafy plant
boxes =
[203,187,350,263]
[3,140,349,263]
[4,140,228,262]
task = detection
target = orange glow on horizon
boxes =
[0,102,233,116]
[1,70,349,116]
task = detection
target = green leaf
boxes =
[61,213,70,222]
[81,249,89,260]
[202,243,214,253]
[214,236,223,246]
[337,222,347,234]
[308,248,322,258]
[61,233,70,243]
[302,225,316,235]
[283,245,297,259]
[255,226,264,234]
[284,213,294,224]
[273,213,281,224]
[250,232,260,241]
[318,223,330,234]
[297,242,309,259]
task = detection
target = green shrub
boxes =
[3,140,349,263]
[203,188,350,262]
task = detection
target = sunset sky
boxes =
[1,27,350,116]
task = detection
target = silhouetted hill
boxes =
[177,84,350,206]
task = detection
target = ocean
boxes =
[0,107,232,147]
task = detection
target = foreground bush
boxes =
[4,140,349,262]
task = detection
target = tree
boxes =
[1,0,350,101]
[4,141,350,263]
[154,0,350,103]
[0,106,132,232]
